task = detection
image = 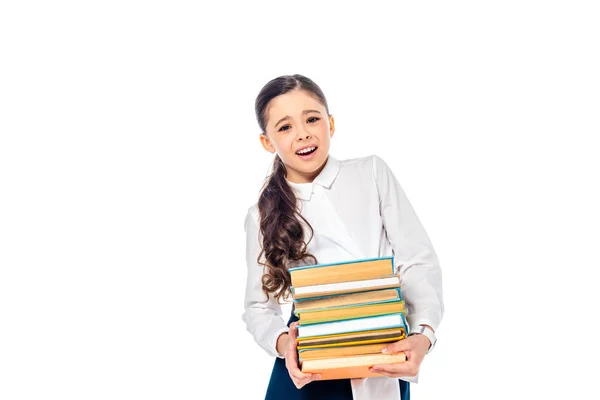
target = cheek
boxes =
[318,126,331,140]
[274,136,293,151]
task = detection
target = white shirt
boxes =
[242,155,444,400]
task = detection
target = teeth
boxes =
[297,147,316,155]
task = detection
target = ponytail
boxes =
[257,155,317,302]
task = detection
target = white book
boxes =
[292,275,400,299]
[298,312,407,338]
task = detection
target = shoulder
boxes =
[336,154,391,177]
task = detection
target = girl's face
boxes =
[260,89,335,183]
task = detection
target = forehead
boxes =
[266,90,325,124]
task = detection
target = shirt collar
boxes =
[286,155,340,201]
[314,155,340,189]
[286,180,313,201]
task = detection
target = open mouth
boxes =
[296,146,317,156]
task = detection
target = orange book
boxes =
[300,353,407,380]
[289,257,395,288]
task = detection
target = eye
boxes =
[278,125,291,132]
[307,117,320,123]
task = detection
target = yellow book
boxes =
[294,289,401,314]
[299,343,389,361]
[297,335,405,350]
[298,300,406,325]
[297,327,405,349]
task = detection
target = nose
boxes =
[296,129,311,141]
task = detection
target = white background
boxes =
[1,1,599,399]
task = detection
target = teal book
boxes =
[297,312,408,339]
[297,298,406,325]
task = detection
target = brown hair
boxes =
[254,74,330,302]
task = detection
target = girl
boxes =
[242,74,443,400]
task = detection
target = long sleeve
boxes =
[241,207,289,358]
[373,156,444,332]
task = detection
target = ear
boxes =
[259,133,276,154]
[329,115,335,138]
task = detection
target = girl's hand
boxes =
[369,334,431,378]
[284,322,321,389]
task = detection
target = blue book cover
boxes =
[297,312,408,339]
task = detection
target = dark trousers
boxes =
[264,313,410,400]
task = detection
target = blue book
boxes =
[297,312,408,339]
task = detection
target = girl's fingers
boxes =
[287,360,315,381]
[286,360,321,386]
[288,321,322,387]
[288,360,321,380]
[370,360,418,378]
[286,360,304,376]
[289,322,299,336]
[369,368,398,378]
[291,370,313,381]
[383,339,411,354]
[285,354,307,378]
[291,374,322,389]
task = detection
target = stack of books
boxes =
[289,256,409,380]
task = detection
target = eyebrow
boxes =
[274,109,322,129]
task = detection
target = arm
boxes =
[373,155,444,333]
[369,156,444,377]
[242,208,321,387]
[241,209,290,358]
